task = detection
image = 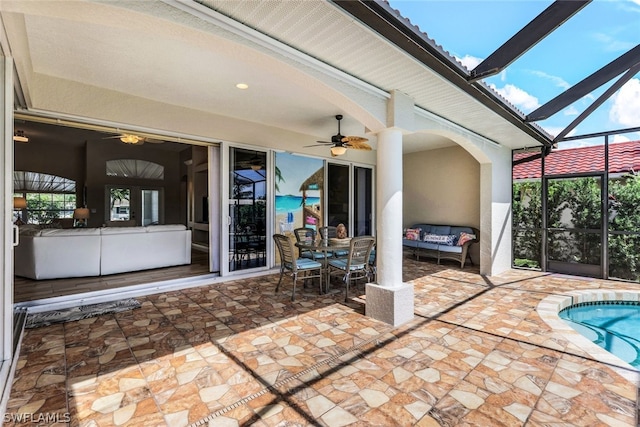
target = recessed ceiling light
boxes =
[236,83,249,90]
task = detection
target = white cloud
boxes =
[609,78,640,127]
[555,139,593,150]
[456,54,482,70]
[488,83,540,111]
[592,32,636,52]
[612,134,631,143]
[530,70,570,90]
[563,106,579,116]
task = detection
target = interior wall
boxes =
[85,141,187,228]
[15,135,188,228]
[14,139,85,202]
[403,145,481,260]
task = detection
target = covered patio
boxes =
[6,257,638,426]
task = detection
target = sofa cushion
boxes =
[146,224,187,232]
[100,226,146,235]
[438,245,463,253]
[450,226,473,237]
[411,224,432,237]
[430,225,451,235]
[38,228,100,237]
[415,241,438,251]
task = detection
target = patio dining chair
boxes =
[369,246,376,282]
[318,225,348,258]
[318,225,337,239]
[327,235,375,302]
[273,233,323,301]
[293,227,333,263]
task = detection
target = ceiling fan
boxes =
[238,152,265,171]
[307,115,371,156]
[103,133,165,145]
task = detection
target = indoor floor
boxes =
[5,256,640,426]
[14,249,211,303]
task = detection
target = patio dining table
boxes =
[295,238,351,293]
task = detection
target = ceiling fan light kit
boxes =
[330,146,347,156]
[13,130,29,143]
[120,134,143,144]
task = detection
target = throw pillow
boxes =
[457,232,477,246]
[405,228,421,240]
[424,233,456,245]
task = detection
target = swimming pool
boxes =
[559,301,640,369]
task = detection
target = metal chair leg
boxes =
[275,268,285,293]
[344,273,350,302]
[292,272,298,301]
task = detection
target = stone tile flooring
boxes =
[6,257,640,426]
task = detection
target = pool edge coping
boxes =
[537,289,640,384]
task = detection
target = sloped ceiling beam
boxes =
[527,44,640,122]
[469,0,590,82]
[554,62,640,142]
[331,0,552,146]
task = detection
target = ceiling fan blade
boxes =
[144,138,165,144]
[341,136,368,144]
[304,142,332,147]
[344,139,372,151]
[102,135,123,139]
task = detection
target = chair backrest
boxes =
[273,233,296,271]
[293,227,316,244]
[319,226,337,239]
[346,236,375,269]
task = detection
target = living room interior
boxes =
[12,118,214,302]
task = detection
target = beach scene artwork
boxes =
[275,152,323,234]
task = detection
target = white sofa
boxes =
[15,224,192,280]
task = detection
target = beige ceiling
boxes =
[0,0,544,156]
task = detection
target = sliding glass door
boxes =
[327,163,374,237]
[228,148,267,272]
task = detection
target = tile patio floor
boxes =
[5,257,640,426]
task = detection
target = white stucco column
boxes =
[366,128,414,326]
[479,148,512,276]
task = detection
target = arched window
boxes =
[13,171,77,224]
[106,159,164,180]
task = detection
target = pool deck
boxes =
[5,256,640,426]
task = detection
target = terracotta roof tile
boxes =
[513,141,640,179]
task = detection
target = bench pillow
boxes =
[404,228,421,241]
[423,233,456,246]
[457,232,476,246]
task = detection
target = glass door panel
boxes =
[229,148,267,272]
[107,186,132,224]
[354,166,373,236]
[546,175,603,277]
[141,189,160,226]
[327,164,349,229]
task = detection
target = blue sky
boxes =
[387,0,640,148]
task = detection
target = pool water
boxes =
[559,301,640,369]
